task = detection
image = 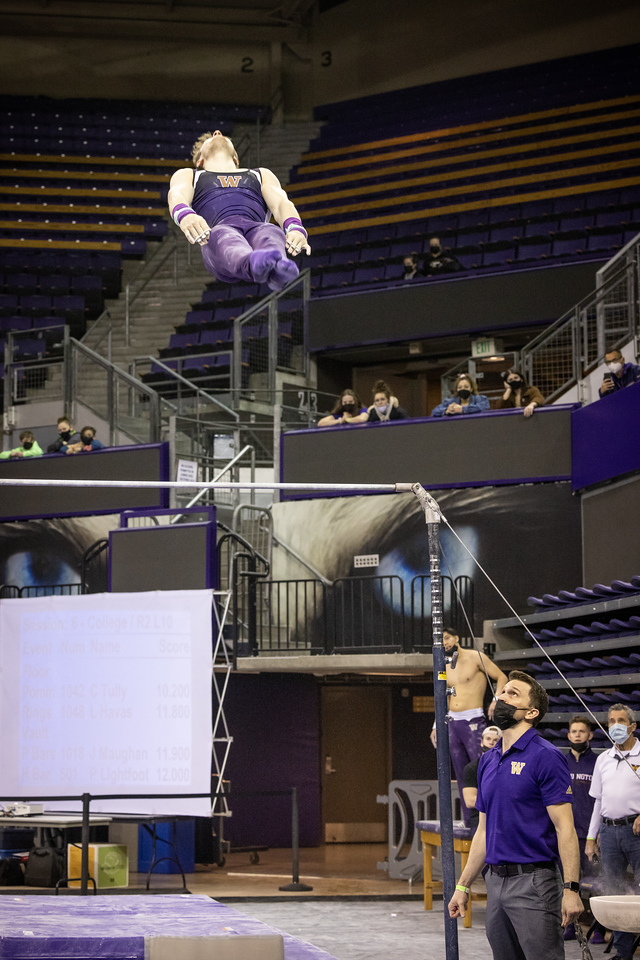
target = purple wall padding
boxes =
[0,895,337,960]
[224,674,321,848]
[572,381,640,490]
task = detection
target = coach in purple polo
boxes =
[448,670,582,960]
[586,703,640,960]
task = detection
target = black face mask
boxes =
[342,403,355,413]
[59,430,72,441]
[481,744,493,753]
[493,700,523,730]
[430,245,441,256]
[81,434,93,444]
[22,441,33,450]
[571,740,589,754]
[508,379,522,389]
[457,389,471,400]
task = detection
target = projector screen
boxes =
[0,591,214,817]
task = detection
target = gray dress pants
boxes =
[485,864,564,960]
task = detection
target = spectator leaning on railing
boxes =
[598,347,640,399]
[367,380,409,422]
[47,416,81,454]
[317,389,369,427]
[498,369,544,418]
[431,373,490,417]
[65,426,105,455]
[0,431,43,459]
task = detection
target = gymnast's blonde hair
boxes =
[191,132,239,169]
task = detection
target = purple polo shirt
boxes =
[567,747,597,839]
[476,726,573,863]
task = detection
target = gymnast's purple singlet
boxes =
[191,168,271,227]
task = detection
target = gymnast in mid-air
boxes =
[168,130,310,291]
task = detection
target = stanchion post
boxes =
[411,483,459,960]
[279,787,313,892]
[80,792,90,896]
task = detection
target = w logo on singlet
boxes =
[217,175,241,188]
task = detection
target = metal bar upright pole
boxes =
[80,792,91,895]
[408,483,459,960]
[428,515,459,960]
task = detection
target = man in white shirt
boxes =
[586,703,640,960]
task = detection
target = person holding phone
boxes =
[598,348,640,398]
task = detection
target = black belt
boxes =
[490,861,556,877]
[602,815,638,826]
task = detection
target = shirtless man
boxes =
[168,130,309,291]
[430,626,507,824]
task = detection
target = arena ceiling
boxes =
[0,0,318,43]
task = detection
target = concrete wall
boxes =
[311,0,640,106]
[1,0,639,117]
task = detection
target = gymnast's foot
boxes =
[249,248,281,283]
[267,255,299,292]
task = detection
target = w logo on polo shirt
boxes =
[217,175,242,188]
[511,761,526,775]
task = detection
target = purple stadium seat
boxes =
[362,244,390,261]
[457,211,489,229]
[323,269,353,287]
[586,190,619,209]
[588,231,623,251]
[329,250,358,266]
[384,263,405,280]
[595,210,629,227]
[0,316,31,332]
[455,252,482,269]
[366,224,397,241]
[490,225,523,243]
[184,310,213,326]
[560,214,594,231]
[457,230,489,248]
[53,295,84,321]
[390,240,423,257]
[20,295,52,317]
[518,240,551,260]
[483,246,515,266]
[5,274,38,295]
[553,197,585,215]
[353,266,384,284]
[488,205,520,224]
[552,237,586,257]
[0,294,18,317]
[39,276,70,296]
[524,220,558,237]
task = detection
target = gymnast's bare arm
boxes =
[259,168,310,257]
[168,168,211,246]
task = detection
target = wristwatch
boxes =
[563,881,580,893]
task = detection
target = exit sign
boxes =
[471,338,500,358]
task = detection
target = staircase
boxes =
[232,120,323,184]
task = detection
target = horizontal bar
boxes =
[0,478,407,492]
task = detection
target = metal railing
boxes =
[231,574,475,658]
[130,354,238,422]
[66,338,164,445]
[233,269,310,396]
[520,234,640,403]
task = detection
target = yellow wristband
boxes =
[456,883,470,894]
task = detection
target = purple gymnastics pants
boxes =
[200,216,299,290]
[448,715,485,825]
